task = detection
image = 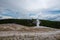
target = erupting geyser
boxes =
[36,18,40,27]
[36,12,41,27]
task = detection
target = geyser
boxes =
[36,18,40,27]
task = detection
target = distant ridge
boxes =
[0,19,60,28]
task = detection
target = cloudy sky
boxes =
[0,0,60,21]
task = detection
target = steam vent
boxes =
[0,23,60,40]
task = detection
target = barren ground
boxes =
[0,23,60,40]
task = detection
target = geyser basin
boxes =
[0,23,60,40]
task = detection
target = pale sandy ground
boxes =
[0,23,60,40]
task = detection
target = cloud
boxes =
[28,10,60,21]
[0,15,13,19]
[0,0,60,11]
[0,0,60,21]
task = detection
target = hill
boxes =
[0,23,58,31]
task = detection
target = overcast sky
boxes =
[0,0,60,21]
